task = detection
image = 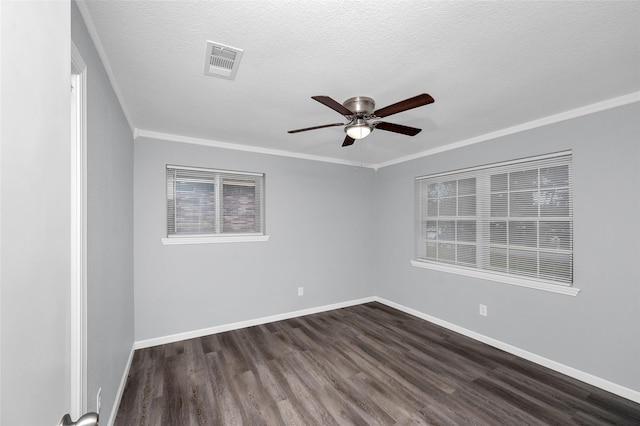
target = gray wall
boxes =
[135,104,639,395]
[373,102,640,392]
[71,1,135,421]
[134,139,376,341]
[1,1,71,424]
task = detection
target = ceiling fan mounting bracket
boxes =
[343,96,376,117]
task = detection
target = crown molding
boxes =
[134,129,376,169]
[373,92,640,170]
[71,4,639,168]
[136,93,638,171]
[74,0,135,132]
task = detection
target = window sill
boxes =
[161,235,270,245]
[410,260,580,296]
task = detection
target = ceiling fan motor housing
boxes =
[343,96,376,116]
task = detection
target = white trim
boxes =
[74,1,134,132]
[134,297,376,349]
[374,92,640,170]
[410,260,580,296]
[106,344,135,426]
[167,164,263,177]
[135,129,376,169]
[415,150,572,181]
[0,3,3,420]
[373,297,640,404]
[73,0,639,171]
[135,94,638,171]
[161,235,269,245]
[131,296,639,403]
[70,41,88,418]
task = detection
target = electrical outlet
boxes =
[479,304,488,317]
[298,287,304,296]
[97,387,102,413]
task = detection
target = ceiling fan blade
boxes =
[342,135,355,147]
[311,96,354,116]
[288,123,345,134]
[375,121,422,136]
[373,93,435,118]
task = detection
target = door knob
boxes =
[59,412,99,426]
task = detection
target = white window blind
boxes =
[416,152,573,285]
[167,165,264,237]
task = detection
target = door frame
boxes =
[70,41,88,418]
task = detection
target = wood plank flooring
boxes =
[115,302,640,425]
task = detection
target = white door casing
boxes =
[70,41,88,419]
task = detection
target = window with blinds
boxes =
[415,152,573,285]
[166,165,264,237]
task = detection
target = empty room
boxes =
[1,1,639,425]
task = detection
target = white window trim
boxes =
[166,164,266,241]
[413,150,577,296]
[410,260,580,296]
[161,235,269,245]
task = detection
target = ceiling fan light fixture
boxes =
[345,119,372,140]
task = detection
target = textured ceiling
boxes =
[79,1,640,167]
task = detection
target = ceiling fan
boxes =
[288,93,435,147]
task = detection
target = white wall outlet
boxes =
[298,287,304,296]
[97,387,102,413]
[479,304,488,317]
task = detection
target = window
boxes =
[414,152,574,292]
[165,165,265,242]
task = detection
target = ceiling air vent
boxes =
[204,41,243,80]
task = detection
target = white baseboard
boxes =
[130,295,639,405]
[373,297,640,404]
[134,296,376,350]
[106,343,135,426]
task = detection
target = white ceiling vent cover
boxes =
[204,41,243,80]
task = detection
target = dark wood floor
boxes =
[115,302,640,425]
